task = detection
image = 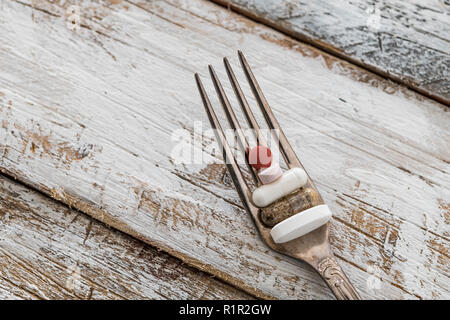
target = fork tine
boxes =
[208,65,259,184]
[195,73,256,213]
[238,50,301,168]
[223,57,267,148]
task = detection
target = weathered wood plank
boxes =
[210,0,450,105]
[0,0,448,299]
[0,174,252,300]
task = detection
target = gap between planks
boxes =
[0,167,271,299]
[0,171,255,300]
[209,0,450,107]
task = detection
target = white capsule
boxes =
[270,205,332,243]
[252,167,308,207]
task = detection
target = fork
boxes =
[195,51,361,300]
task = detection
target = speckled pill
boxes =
[260,187,322,227]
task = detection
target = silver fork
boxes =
[195,51,360,300]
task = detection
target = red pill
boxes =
[248,146,272,170]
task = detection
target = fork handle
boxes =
[316,256,361,300]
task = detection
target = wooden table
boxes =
[0,0,448,299]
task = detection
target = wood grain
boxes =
[210,0,450,105]
[0,174,251,300]
[0,0,448,299]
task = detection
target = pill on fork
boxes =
[252,167,308,207]
[257,161,283,184]
[248,146,272,170]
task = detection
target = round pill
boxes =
[248,146,272,170]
